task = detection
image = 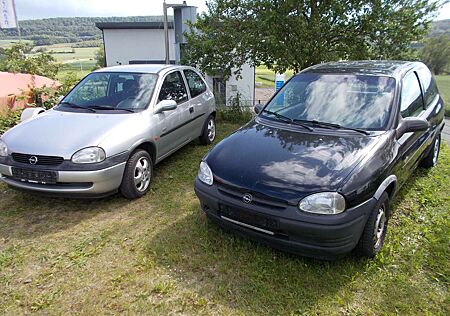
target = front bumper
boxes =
[194,178,377,259]
[0,160,126,198]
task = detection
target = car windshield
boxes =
[59,72,158,112]
[263,73,396,130]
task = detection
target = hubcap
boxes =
[207,119,216,141]
[373,205,386,249]
[432,137,440,165]
[134,157,151,192]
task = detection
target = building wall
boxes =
[102,28,255,106]
[103,29,176,66]
[203,64,255,107]
[225,63,255,106]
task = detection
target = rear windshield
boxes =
[264,73,396,130]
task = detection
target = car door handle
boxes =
[189,107,194,113]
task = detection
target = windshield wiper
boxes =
[261,109,313,131]
[90,105,135,113]
[59,102,96,113]
[295,119,369,135]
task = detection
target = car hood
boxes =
[2,109,140,159]
[206,118,381,203]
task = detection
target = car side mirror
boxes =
[254,103,264,114]
[396,117,429,139]
[155,100,177,114]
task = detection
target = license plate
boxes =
[11,168,58,184]
[219,204,279,231]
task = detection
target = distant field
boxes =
[0,39,32,48]
[33,43,99,73]
[255,66,294,88]
[435,76,450,116]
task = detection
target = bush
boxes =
[216,92,254,123]
[0,110,21,135]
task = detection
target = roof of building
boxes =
[303,60,422,77]
[95,21,173,30]
[93,64,179,74]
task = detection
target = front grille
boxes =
[216,179,288,210]
[11,153,64,166]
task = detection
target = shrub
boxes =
[0,110,21,135]
[216,92,254,123]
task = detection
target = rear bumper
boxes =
[0,162,126,197]
[194,178,376,259]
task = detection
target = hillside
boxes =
[0,16,170,46]
[0,16,447,47]
[429,19,450,36]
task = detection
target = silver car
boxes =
[0,64,216,199]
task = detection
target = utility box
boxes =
[173,5,197,63]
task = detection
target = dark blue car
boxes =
[194,61,444,259]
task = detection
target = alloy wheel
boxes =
[432,137,440,165]
[134,157,151,192]
[207,119,216,142]
[373,205,386,249]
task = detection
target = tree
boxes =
[184,0,445,78]
[94,44,106,69]
[0,43,60,79]
[420,34,450,74]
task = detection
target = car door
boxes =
[396,70,428,185]
[155,70,190,158]
[183,69,212,138]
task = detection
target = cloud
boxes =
[15,0,208,20]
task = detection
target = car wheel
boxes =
[420,133,441,168]
[356,192,390,258]
[120,150,153,199]
[199,115,216,145]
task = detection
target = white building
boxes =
[96,9,255,106]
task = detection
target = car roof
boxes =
[93,64,185,74]
[302,60,424,77]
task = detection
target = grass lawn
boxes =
[435,76,450,116]
[0,122,449,314]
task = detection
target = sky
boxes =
[13,0,450,21]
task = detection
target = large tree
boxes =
[184,0,445,78]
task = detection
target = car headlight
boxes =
[71,147,106,164]
[0,139,8,156]
[198,161,213,185]
[299,192,346,215]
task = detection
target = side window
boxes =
[416,67,439,109]
[183,69,207,98]
[158,71,188,104]
[400,72,424,118]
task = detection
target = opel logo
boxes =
[242,193,253,204]
[29,156,38,165]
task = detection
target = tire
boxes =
[199,115,216,145]
[420,133,441,168]
[119,150,153,199]
[356,192,390,258]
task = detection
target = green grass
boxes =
[435,76,450,116]
[0,123,449,314]
[255,66,294,88]
[0,39,33,48]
